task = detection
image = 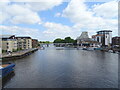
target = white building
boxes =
[92,30,112,46]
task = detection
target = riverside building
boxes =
[76,31,101,47]
[1,35,38,53]
[16,37,32,50]
[32,39,39,48]
[1,35,17,52]
[112,36,120,47]
[92,30,112,46]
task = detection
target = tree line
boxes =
[53,37,77,44]
[39,41,51,44]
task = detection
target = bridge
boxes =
[39,43,75,47]
[53,43,74,47]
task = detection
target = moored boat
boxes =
[83,47,87,50]
[108,50,113,53]
[82,47,102,51]
[94,47,102,50]
[0,63,15,78]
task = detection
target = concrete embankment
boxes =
[1,48,38,61]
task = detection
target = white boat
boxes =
[83,47,87,50]
[108,50,113,53]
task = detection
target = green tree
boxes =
[53,37,75,43]
[64,37,75,43]
[53,38,64,43]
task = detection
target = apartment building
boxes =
[1,35,37,53]
[16,37,32,50]
[1,35,17,52]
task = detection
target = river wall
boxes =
[1,48,38,61]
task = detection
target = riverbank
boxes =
[1,48,38,61]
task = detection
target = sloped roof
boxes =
[16,36,31,39]
[77,32,89,40]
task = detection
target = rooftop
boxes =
[77,31,89,40]
[97,30,112,33]
[16,36,31,39]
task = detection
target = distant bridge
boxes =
[53,43,73,44]
[39,43,75,47]
[53,43,74,47]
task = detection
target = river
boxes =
[3,45,118,88]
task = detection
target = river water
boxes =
[3,45,118,88]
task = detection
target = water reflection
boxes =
[2,71,15,88]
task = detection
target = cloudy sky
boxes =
[0,0,118,41]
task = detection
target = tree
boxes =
[53,38,64,43]
[53,37,76,43]
[64,37,75,43]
